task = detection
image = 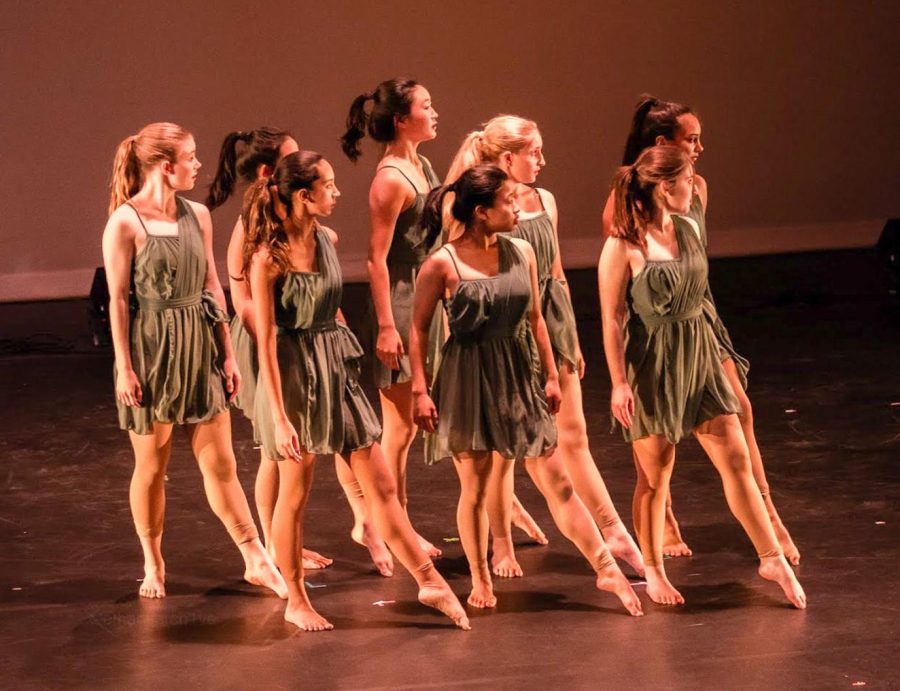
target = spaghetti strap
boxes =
[534,188,547,211]
[442,245,462,280]
[124,202,150,235]
[378,165,422,194]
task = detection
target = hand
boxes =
[376,325,404,370]
[116,367,143,408]
[610,382,635,428]
[544,377,562,415]
[222,356,241,403]
[275,418,303,462]
[413,392,439,433]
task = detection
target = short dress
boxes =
[368,155,444,389]
[116,197,229,434]
[508,189,579,371]
[680,195,750,390]
[426,236,557,463]
[621,214,740,444]
[254,228,382,460]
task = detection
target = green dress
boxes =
[622,215,739,444]
[369,155,444,389]
[427,237,557,463]
[682,195,750,389]
[116,197,229,434]
[509,193,579,371]
[230,314,258,423]
[255,228,382,460]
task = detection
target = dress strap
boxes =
[534,187,547,211]
[124,202,150,235]
[442,245,462,280]
[378,165,423,194]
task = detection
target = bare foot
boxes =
[417,533,442,559]
[418,584,472,630]
[758,555,807,609]
[351,522,394,577]
[244,556,289,599]
[139,565,166,599]
[467,568,497,608]
[512,496,549,545]
[491,536,524,578]
[662,541,693,558]
[284,600,334,632]
[602,522,645,577]
[662,507,692,557]
[644,565,684,605]
[773,521,801,566]
[301,548,333,570]
[595,562,644,616]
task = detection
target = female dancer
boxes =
[411,164,642,616]
[598,145,805,607]
[207,127,392,575]
[244,150,469,631]
[102,122,285,599]
[601,96,800,564]
[444,116,644,579]
[340,78,444,557]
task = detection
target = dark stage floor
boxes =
[2,249,899,690]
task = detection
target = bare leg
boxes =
[633,452,692,558]
[379,383,440,558]
[524,451,643,616]
[272,452,332,631]
[632,436,683,605]
[694,414,806,609]
[511,493,549,544]
[189,412,286,599]
[453,452,497,608]
[334,453,393,576]
[557,364,644,576]
[486,454,523,578]
[128,423,174,598]
[347,444,469,629]
[723,358,800,565]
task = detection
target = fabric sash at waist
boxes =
[636,306,703,327]
[277,320,337,335]
[138,294,201,310]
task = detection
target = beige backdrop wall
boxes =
[1,0,898,301]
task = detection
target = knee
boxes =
[545,471,576,503]
[721,450,752,478]
[202,455,238,484]
[133,462,167,486]
[736,392,754,426]
[460,485,488,509]
[369,470,400,504]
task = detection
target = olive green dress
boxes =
[255,228,381,460]
[116,197,229,434]
[621,214,740,444]
[230,315,258,423]
[509,191,579,371]
[682,195,750,389]
[369,155,444,389]
[427,237,557,463]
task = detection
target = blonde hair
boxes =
[108,122,191,215]
[443,115,538,239]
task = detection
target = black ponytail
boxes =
[341,93,373,162]
[206,126,293,209]
[206,131,247,209]
[422,164,507,246]
[621,94,694,165]
[422,184,456,248]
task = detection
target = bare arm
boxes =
[597,237,635,428]
[601,187,616,239]
[226,215,255,339]
[410,253,448,431]
[694,173,708,213]
[101,209,141,407]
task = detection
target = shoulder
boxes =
[319,225,339,246]
[535,187,556,210]
[508,235,536,259]
[600,236,635,262]
[418,154,433,169]
[693,174,708,208]
[420,245,452,278]
[370,166,413,201]
[184,198,213,228]
[103,204,140,242]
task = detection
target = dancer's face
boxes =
[671,114,704,163]
[296,159,341,219]
[503,133,546,185]
[662,166,694,215]
[397,86,439,143]
[165,136,201,191]
[480,180,520,235]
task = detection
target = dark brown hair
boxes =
[422,164,508,246]
[622,95,695,165]
[206,126,294,209]
[341,78,420,161]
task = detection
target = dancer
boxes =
[207,127,392,575]
[411,164,642,615]
[102,122,285,599]
[598,145,806,607]
[444,116,644,579]
[244,150,469,631]
[601,95,800,564]
[341,78,445,558]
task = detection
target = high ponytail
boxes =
[108,122,190,216]
[341,92,373,162]
[424,164,508,247]
[206,126,293,209]
[422,184,456,249]
[341,78,420,162]
[442,130,486,237]
[621,94,694,165]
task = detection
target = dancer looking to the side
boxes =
[244,150,469,631]
[444,116,644,579]
[597,145,806,608]
[341,78,444,559]
[411,164,643,616]
[207,127,391,575]
[102,122,285,600]
[601,96,800,565]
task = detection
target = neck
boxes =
[137,173,177,216]
[384,137,420,162]
[285,213,317,241]
[464,223,496,250]
[649,208,674,235]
